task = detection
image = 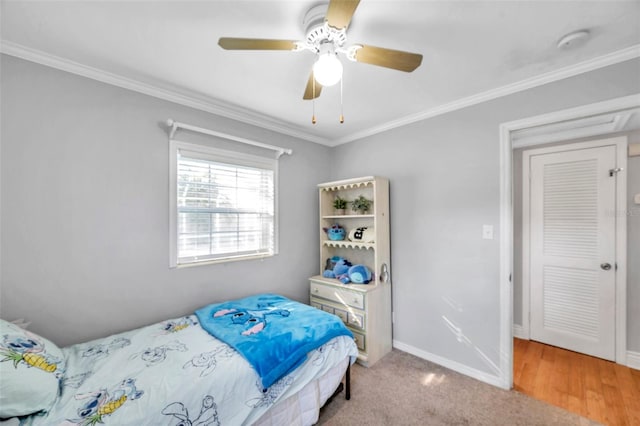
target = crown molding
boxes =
[2,40,639,148]
[0,40,330,146]
[331,44,640,146]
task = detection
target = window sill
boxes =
[172,253,275,269]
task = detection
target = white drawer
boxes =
[333,308,348,323]
[352,330,366,351]
[321,305,334,314]
[310,297,349,324]
[347,312,364,329]
[310,283,364,310]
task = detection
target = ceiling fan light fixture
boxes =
[313,51,343,86]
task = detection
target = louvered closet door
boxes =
[529,145,616,360]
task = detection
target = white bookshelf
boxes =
[309,176,392,366]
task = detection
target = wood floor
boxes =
[513,338,640,426]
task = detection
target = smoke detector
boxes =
[557,30,590,49]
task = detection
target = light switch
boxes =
[482,225,494,240]
[635,194,640,205]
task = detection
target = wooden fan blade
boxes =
[326,0,361,29]
[303,72,323,100]
[218,37,297,50]
[355,44,423,72]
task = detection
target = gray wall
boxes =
[0,55,331,346]
[330,58,640,375]
[1,52,639,380]
[513,131,640,353]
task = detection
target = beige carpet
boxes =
[318,349,599,426]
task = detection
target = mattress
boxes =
[253,357,349,425]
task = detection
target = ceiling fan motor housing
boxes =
[303,3,347,53]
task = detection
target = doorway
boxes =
[496,94,639,389]
[522,138,626,361]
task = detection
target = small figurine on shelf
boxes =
[323,224,345,241]
[350,195,372,214]
[332,196,348,215]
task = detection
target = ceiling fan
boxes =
[218,0,423,102]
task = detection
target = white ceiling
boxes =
[2,1,640,146]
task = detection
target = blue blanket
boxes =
[195,294,353,390]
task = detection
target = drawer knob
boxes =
[314,288,319,293]
[353,298,358,303]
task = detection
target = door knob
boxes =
[600,263,612,271]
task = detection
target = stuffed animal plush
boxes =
[345,264,373,284]
[348,227,375,243]
[322,256,352,281]
[323,224,345,241]
[323,258,372,284]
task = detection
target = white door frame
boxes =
[522,137,627,359]
[498,93,639,389]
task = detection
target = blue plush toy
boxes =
[323,224,345,241]
[323,256,352,281]
[323,258,372,284]
[345,265,373,284]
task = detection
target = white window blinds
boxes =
[170,141,277,266]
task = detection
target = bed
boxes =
[0,294,358,425]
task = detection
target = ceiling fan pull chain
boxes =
[312,71,317,124]
[339,77,344,124]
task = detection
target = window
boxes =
[170,141,277,266]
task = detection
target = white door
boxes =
[529,144,617,360]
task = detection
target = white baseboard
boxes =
[391,342,639,393]
[512,324,528,340]
[627,351,640,370]
[393,340,507,389]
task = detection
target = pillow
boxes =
[0,319,65,418]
